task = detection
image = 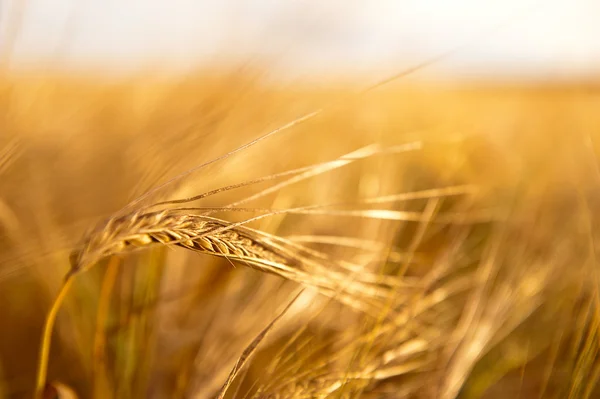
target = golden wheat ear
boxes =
[67,211,393,313]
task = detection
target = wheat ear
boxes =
[35,208,399,394]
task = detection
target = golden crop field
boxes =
[1,69,599,398]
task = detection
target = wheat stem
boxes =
[35,274,75,398]
[92,256,120,397]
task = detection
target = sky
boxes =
[1,0,599,80]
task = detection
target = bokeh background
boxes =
[1,2,600,398]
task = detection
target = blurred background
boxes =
[1,1,600,398]
[1,0,599,81]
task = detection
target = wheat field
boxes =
[0,69,599,398]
